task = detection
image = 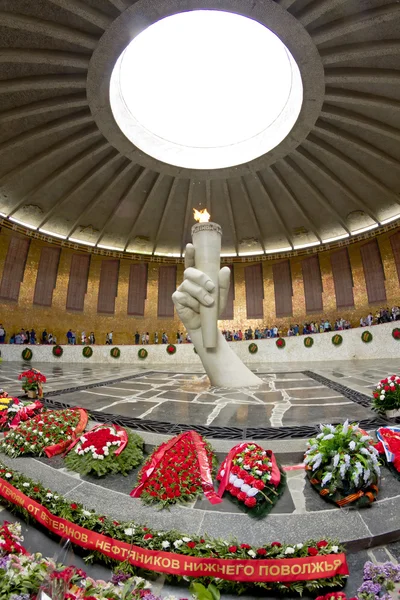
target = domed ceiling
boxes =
[0,0,399,257]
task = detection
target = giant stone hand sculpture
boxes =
[172,215,263,388]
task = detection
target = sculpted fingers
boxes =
[218,266,231,315]
[184,267,215,292]
[172,290,200,313]
[184,243,195,269]
[178,279,215,306]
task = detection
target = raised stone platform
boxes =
[0,321,399,364]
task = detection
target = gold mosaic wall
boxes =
[0,227,398,344]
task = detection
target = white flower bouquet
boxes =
[305,421,381,508]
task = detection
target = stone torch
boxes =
[192,209,222,349]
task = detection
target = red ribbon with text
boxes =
[0,477,348,583]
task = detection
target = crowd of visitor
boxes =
[0,305,398,345]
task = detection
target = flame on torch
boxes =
[193,208,211,223]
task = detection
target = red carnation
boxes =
[257,548,267,556]
[237,492,247,502]
[228,545,238,553]
[384,385,390,392]
[240,543,251,550]
[308,547,318,556]
[33,487,40,492]
[187,541,196,549]
[200,539,205,543]
[271,542,281,547]
[317,540,328,548]
[70,503,78,510]
[230,487,239,497]
[244,497,257,508]
[143,534,153,540]
[373,392,379,398]
[253,480,265,490]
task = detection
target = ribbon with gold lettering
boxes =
[44,408,88,458]
[0,477,348,583]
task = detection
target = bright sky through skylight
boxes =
[111,10,303,169]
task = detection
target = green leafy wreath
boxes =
[392,328,400,341]
[304,336,314,348]
[138,348,148,359]
[361,330,373,343]
[65,427,144,477]
[248,342,258,354]
[276,337,286,349]
[331,334,343,346]
[82,346,93,358]
[166,344,176,355]
[52,345,63,358]
[21,348,32,361]
[110,347,121,359]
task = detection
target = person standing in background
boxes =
[109,331,113,345]
[154,331,158,344]
[0,324,5,344]
[135,331,140,344]
[145,332,150,344]
[89,332,95,344]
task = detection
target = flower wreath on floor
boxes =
[0,521,175,600]
[64,424,144,477]
[131,430,220,507]
[0,462,349,596]
[216,443,286,518]
[166,344,176,355]
[248,342,258,354]
[138,347,148,359]
[305,421,380,508]
[304,336,314,348]
[372,374,400,415]
[0,408,88,458]
[0,397,43,432]
[374,426,400,481]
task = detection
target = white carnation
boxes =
[248,550,256,558]
[284,547,295,554]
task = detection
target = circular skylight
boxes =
[110,10,303,170]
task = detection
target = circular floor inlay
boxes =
[110,10,303,170]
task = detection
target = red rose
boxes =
[240,543,251,549]
[187,541,196,549]
[143,534,153,540]
[253,480,265,490]
[228,545,238,553]
[271,542,281,547]
[257,548,267,556]
[244,497,257,507]
[317,540,328,548]
[308,547,318,556]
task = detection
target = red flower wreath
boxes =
[392,328,400,340]
[276,337,286,349]
[166,344,176,355]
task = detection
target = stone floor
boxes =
[3,359,399,434]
